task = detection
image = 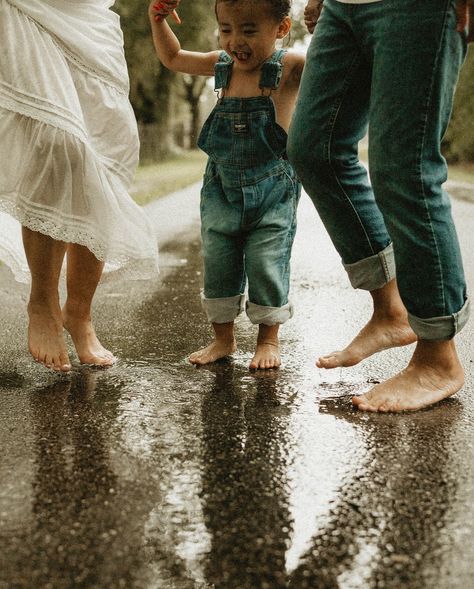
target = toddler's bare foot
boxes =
[250,341,281,370]
[63,307,115,367]
[352,340,464,412]
[317,313,416,369]
[28,302,71,372]
[189,338,237,365]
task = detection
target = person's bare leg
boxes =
[62,244,115,366]
[250,323,281,370]
[317,279,417,369]
[352,339,464,412]
[22,227,71,372]
[189,322,237,365]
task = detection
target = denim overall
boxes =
[197,50,301,326]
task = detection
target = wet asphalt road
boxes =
[0,185,473,589]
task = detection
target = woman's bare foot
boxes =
[317,314,416,369]
[62,306,115,367]
[189,338,237,365]
[250,341,281,370]
[352,339,464,412]
[28,302,71,372]
[317,279,416,369]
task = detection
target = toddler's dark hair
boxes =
[215,0,291,22]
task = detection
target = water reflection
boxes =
[9,370,153,588]
[286,398,462,589]
[200,364,293,589]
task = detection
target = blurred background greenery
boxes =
[114,0,474,200]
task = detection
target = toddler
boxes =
[150,0,305,369]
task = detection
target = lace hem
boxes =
[0,198,159,284]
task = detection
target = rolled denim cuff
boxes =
[344,243,396,291]
[246,301,294,326]
[408,297,470,340]
[201,293,245,324]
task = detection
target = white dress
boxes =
[0,0,159,282]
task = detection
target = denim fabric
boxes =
[288,0,469,340]
[198,96,288,167]
[200,159,301,325]
[197,50,301,326]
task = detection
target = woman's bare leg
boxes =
[22,227,71,372]
[62,244,115,366]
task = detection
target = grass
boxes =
[131,147,474,207]
[131,150,207,206]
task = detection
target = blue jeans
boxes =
[288,0,469,340]
[200,159,301,325]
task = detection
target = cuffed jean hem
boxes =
[408,297,470,341]
[201,293,245,324]
[344,243,396,291]
[246,301,294,326]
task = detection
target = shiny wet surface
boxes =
[1,193,473,589]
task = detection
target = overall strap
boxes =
[259,49,287,91]
[214,51,233,91]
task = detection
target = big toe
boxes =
[317,353,339,368]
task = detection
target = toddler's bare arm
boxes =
[148,2,219,76]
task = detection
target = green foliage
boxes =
[115,0,162,123]
[115,0,216,124]
[115,0,310,158]
[131,150,207,205]
[444,47,474,163]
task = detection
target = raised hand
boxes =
[304,0,324,34]
[456,0,474,41]
[150,1,181,24]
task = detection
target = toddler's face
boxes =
[216,0,289,72]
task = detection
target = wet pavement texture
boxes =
[1,188,474,589]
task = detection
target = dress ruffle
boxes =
[0,0,159,282]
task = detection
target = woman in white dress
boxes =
[0,0,159,371]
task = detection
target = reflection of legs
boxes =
[62,244,115,366]
[22,227,70,372]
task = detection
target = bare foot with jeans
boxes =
[189,322,237,366]
[250,324,281,370]
[352,340,464,412]
[317,280,416,369]
[289,0,471,412]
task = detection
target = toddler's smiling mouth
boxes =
[233,51,251,61]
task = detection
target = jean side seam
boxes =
[326,54,377,258]
[417,0,452,315]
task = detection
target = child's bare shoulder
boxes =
[282,50,306,84]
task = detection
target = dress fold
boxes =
[0,0,158,282]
